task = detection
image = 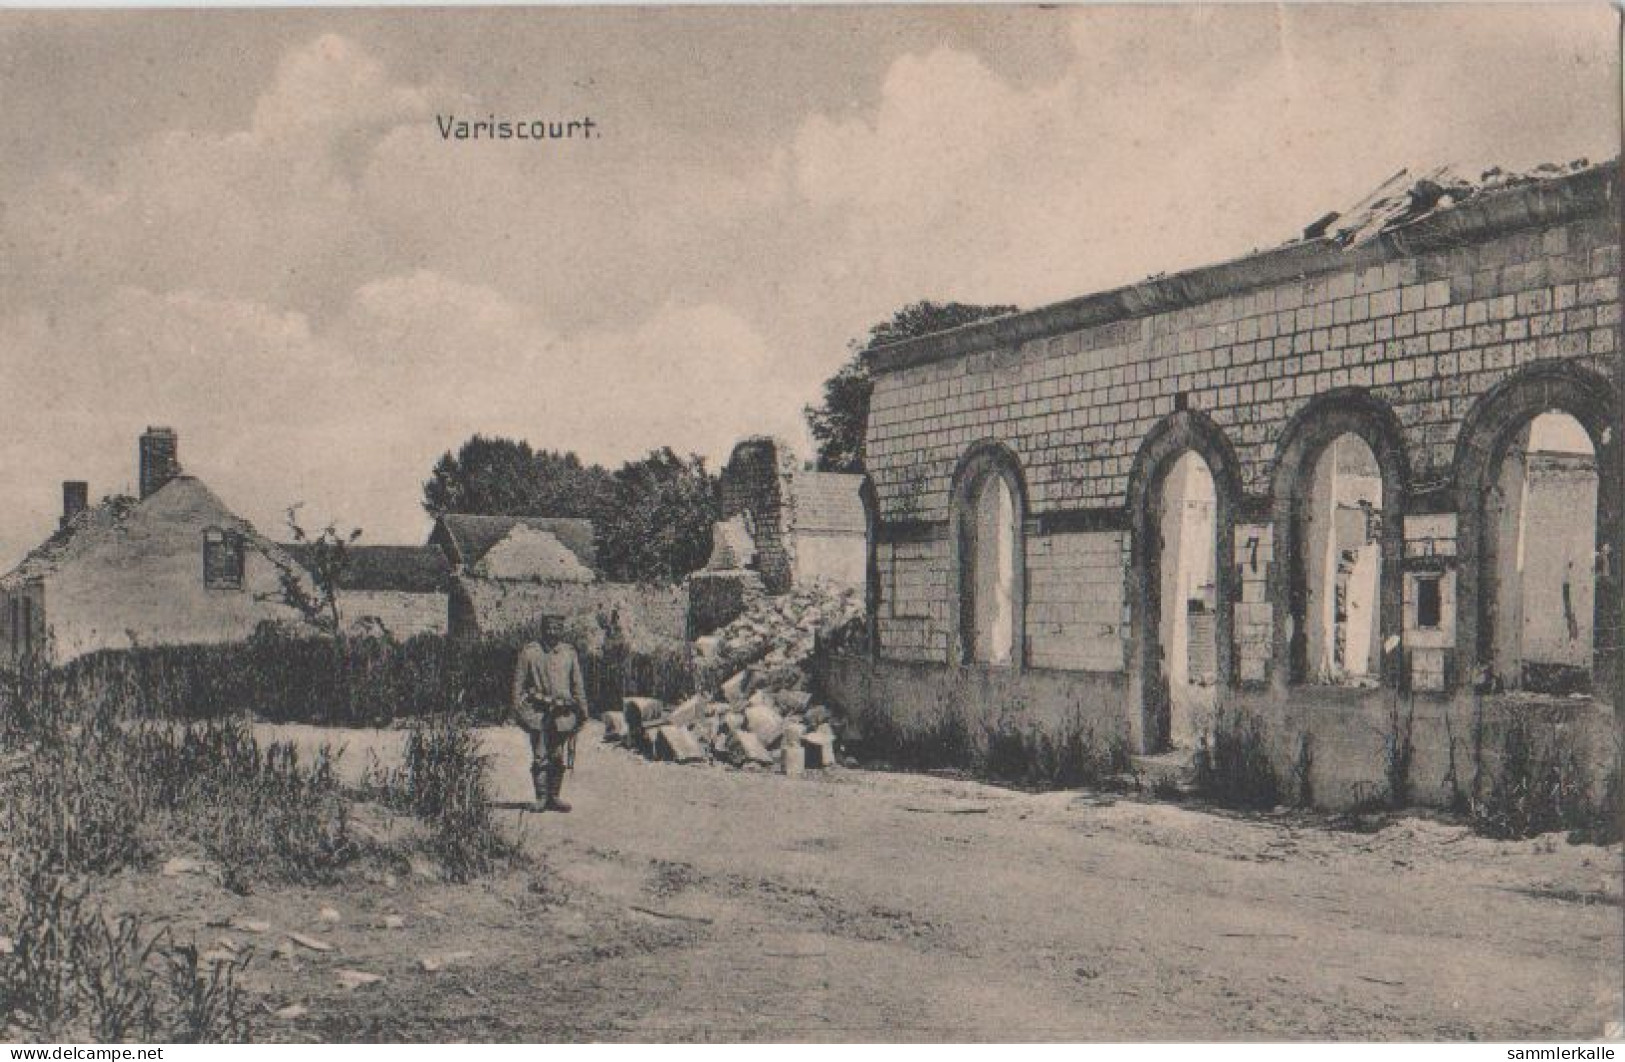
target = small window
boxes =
[203,529,245,590]
[1415,575,1442,631]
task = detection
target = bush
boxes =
[36,617,694,728]
[1192,706,1280,809]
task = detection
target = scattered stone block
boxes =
[720,670,753,704]
[728,730,774,766]
[668,695,705,728]
[774,689,813,713]
[335,969,384,991]
[287,932,334,953]
[602,710,628,739]
[802,730,836,770]
[657,726,707,763]
[420,951,476,973]
[743,703,785,748]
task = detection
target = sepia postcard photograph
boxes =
[0,1,1620,1048]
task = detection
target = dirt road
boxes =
[173,722,1623,1041]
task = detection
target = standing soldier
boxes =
[511,618,588,813]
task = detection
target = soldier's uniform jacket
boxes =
[510,640,588,737]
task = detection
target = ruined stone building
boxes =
[0,428,312,664]
[828,161,1622,806]
[716,437,868,592]
[431,513,687,641]
[686,437,869,637]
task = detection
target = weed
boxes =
[1470,712,1617,842]
[1290,731,1315,809]
[165,943,252,1044]
[368,715,518,881]
[1192,706,1280,809]
[1383,695,1416,809]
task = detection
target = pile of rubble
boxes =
[602,585,865,774]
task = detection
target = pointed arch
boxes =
[1269,389,1412,689]
[948,440,1029,668]
[1454,362,1622,698]
[1126,410,1244,751]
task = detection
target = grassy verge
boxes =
[0,661,518,1041]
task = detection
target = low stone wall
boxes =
[819,654,1130,752]
[821,655,1619,809]
[452,577,689,642]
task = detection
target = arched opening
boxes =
[951,443,1026,667]
[1455,363,1621,700]
[1486,410,1598,693]
[1300,434,1385,686]
[1128,410,1241,753]
[1271,390,1409,691]
[1156,452,1219,747]
[967,470,1018,664]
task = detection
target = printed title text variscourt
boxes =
[436,114,599,141]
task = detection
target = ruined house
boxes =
[431,513,686,641]
[282,543,451,639]
[828,160,1622,806]
[717,437,868,592]
[0,428,312,664]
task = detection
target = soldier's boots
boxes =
[544,768,572,814]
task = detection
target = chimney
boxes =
[61,481,88,529]
[139,427,180,500]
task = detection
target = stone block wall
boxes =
[850,166,1622,802]
[866,170,1620,689]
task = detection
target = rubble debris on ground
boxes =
[607,584,863,776]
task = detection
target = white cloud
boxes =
[0,9,1615,568]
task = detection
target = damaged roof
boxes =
[430,514,597,573]
[282,543,451,594]
[1304,159,1598,247]
[867,158,1616,374]
[0,476,295,593]
[0,494,140,590]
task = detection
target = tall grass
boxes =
[0,862,251,1042]
[853,692,1131,790]
[365,715,519,882]
[4,709,362,891]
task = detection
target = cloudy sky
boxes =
[0,4,1616,564]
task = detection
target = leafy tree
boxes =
[422,435,612,518]
[592,448,719,585]
[804,301,1017,473]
